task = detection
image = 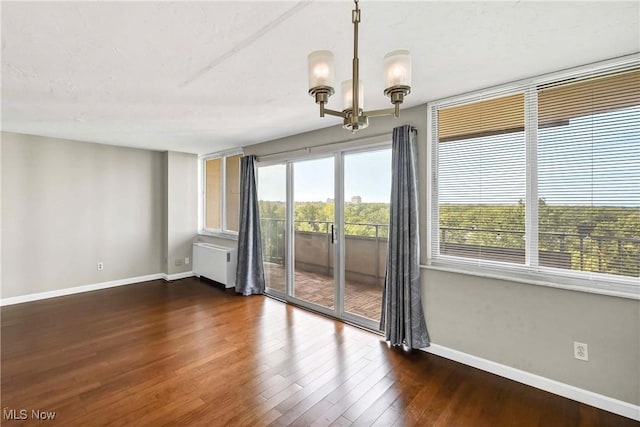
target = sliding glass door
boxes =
[258,145,391,330]
[342,149,391,324]
[292,157,336,311]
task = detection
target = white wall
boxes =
[197,235,237,249]
[241,104,640,406]
[1,132,165,298]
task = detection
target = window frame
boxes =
[198,149,243,239]
[427,55,640,299]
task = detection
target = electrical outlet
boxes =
[574,342,588,361]
[174,258,184,266]
[185,257,190,265]
[97,262,104,271]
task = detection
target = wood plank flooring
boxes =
[1,278,637,426]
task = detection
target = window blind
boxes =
[205,158,222,229]
[435,93,527,265]
[431,64,639,285]
[438,93,524,142]
[537,70,640,277]
[225,154,242,232]
[538,69,640,126]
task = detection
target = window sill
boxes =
[198,230,239,241]
[421,261,640,300]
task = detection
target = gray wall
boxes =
[0,134,3,295]
[166,151,198,275]
[161,152,169,274]
[1,133,199,293]
[424,270,639,405]
[242,104,640,405]
[1,132,164,298]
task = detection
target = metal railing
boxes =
[260,218,389,282]
[440,226,640,277]
[260,218,639,277]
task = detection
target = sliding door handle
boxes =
[331,224,336,244]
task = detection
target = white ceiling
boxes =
[2,1,639,154]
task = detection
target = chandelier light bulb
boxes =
[315,64,330,80]
[341,79,364,111]
[383,49,411,90]
[308,50,335,90]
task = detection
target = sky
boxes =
[257,148,392,203]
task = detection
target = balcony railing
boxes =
[440,226,640,277]
[260,218,639,278]
[260,218,388,286]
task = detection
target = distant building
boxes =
[326,198,334,203]
[351,195,362,204]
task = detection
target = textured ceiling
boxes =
[2,1,639,154]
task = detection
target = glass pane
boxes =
[344,149,391,322]
[205,158,221,229]
[293,157,334,310]
[438,95,526,264]
[225,154,241,232]
[538,73,640,278]
[258,164,287,293]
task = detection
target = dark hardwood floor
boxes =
[1,278,637,426]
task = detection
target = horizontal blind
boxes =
[438,93,524,142]
[537,69,640,277]
[205,158,222,229]
[435,93,527,265]
[225,154,242,232]
[539,69,640,125]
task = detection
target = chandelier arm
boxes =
[362,107,398,118]
[321,108,347,119]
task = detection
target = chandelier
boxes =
[307,0,411,131]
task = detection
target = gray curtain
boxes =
[380,124,430,349]
[235,155,266,295]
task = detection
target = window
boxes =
[436,94,527,265]
[537,71,639,278]
[202,152,241,234]
[430,63,640,293]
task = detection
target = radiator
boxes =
[192,243,237,288]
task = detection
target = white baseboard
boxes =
[162,271,194,281]
[0,273,164,306]
[424,343,640,421]
[0,271,197,306]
